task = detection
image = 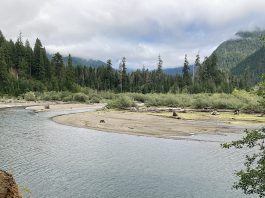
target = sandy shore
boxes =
[53,110,262,139]
[25,103,106,112]
[0,101,49,110]
[0,100,106,113]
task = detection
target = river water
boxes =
[0,107,253,198]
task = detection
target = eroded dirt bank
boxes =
[0,170,22,198]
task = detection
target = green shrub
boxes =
[41,91,62,101]
[62,95,74,102]
[107,95,135,109]
[24,91,36,101]
[90,95,101,103]
[73,93,89,102]
[192,94,212,108]
[127,93,149,103]
[99,91,117,100]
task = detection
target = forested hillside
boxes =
[232,46,265,85]
[47,54,106,68]
[212,30,264,71]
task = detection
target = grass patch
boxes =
[147,111,265,124]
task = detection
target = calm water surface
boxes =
[0,108,254,198]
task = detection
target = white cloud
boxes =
[1,0,265,69]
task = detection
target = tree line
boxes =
[0,31,248,96]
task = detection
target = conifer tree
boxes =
[182,54,191,87]
[33,38,45,81]
[157,55,163,73]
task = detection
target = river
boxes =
[0,107,253,198]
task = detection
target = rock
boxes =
[211,110,219,115]
[234,109,240,115]
[180,109,187,113]
[129,107,138,112]
[0,170,22,198]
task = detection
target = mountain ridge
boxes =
[47,53,106,67]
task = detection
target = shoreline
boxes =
[0,101,106,112]
[53,110,264,140]
[25,103,106,112]
[2,101,263,140]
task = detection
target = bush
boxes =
[99,91,117,100]
[210,93,241,109]
[41,91,62,101]
[192,94,212,108]
[107,95,135,109]
[73,93,89,102]
[144,93,192,107]
[24,91,36,101]
[127,93,149,103]
[62,95,73,102]
[90,95,101,103]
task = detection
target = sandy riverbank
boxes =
[0,100,106,113]
[25,103,106,112]
[53,110,264,139]
[0,101,50,110]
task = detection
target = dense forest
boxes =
[0,31,251,96]
[231,46,265,85]
[212,30,265,71]
[211,30,265,86]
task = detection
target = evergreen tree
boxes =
[157,55,163,73]
[106,59,113,90]
[182,54,191,87]
[33,38,45,81]
[51,52,64,90]
[25,40,33,77]
[65,54,75,89]
[0,30,5,46]
[155,55,164,92]
[14,32,24,72]
[194,53,201,82]
[119,57,127,92]
[0,50,11,94]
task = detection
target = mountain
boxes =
[163,65,196,76]
[163,67,183,75]
[48,53,106,67]
[231,46,265,84]
[63,56,106,67]
[212,30,265,71]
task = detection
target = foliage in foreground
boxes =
[222,76,265,197]
[222,128,265,197]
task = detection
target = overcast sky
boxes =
[1,0,265,69]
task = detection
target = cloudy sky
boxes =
[1,0,265,69]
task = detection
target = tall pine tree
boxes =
[182,54,191,87]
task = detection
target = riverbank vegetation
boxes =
[0,89,261,112]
